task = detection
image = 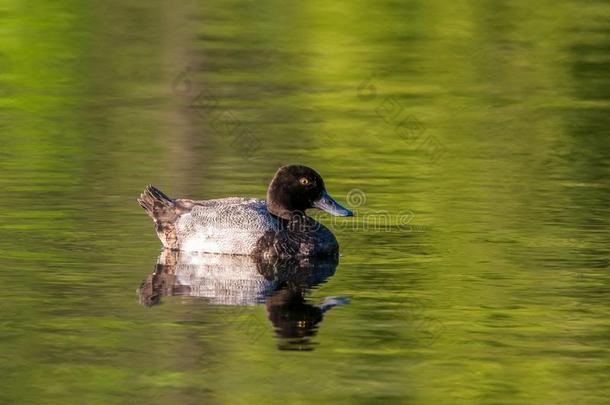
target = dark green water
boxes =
[1,1,609,403]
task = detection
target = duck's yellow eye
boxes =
[299,177,311,186]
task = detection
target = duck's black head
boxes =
[266,165,353,220]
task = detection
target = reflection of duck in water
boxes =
[266,287,349,351]
[138,250,349,350]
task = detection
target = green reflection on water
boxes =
[0,0,609,403]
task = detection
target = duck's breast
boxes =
[175,198,279,254]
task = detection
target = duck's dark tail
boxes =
[138,186,179,249]
[138,185,175,220]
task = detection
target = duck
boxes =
[138,164,353,257]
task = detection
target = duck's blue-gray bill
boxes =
[313,191,354,216]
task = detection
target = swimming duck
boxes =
[138,165,353,257]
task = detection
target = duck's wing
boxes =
[174,198,280,254]
[138,186,275,252]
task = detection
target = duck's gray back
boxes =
[175,197,279,254]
